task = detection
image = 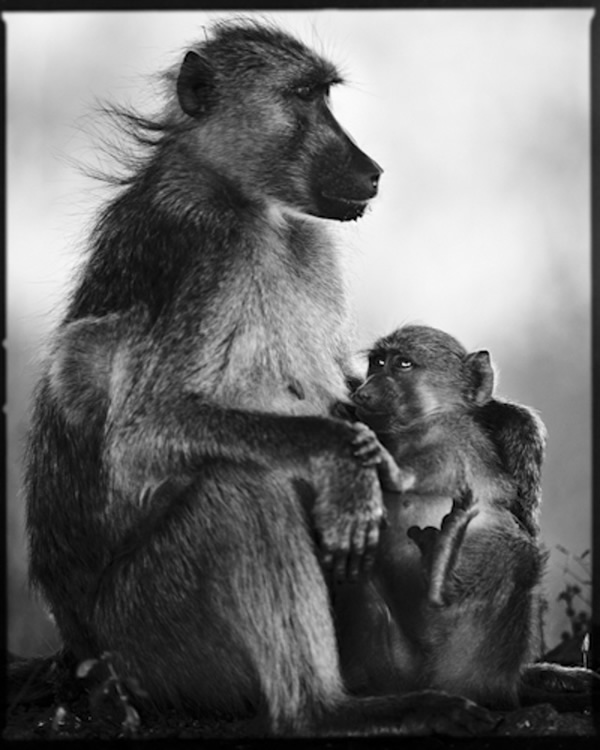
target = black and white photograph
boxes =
[5,5,596,739]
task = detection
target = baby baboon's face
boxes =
[352,325,473,431]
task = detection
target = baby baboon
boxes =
[353,324,546,535]
[23,23,495,736]
[336,324,546,708]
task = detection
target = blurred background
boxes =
[6,9,592,659]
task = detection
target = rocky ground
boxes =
[4,685,596,742]
[4,647,597,742]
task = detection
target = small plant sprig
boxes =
[554,545,591,664]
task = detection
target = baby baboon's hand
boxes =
[351,422,386,465]
[351,423,415,493]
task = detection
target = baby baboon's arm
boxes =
[351,423,416,492]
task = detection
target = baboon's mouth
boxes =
[321,192,369,207]
[353,406,388,422]
[318,193,369,222]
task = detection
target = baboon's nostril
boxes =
[368,163,383,193]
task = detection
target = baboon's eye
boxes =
[294,82,331,102]
[393,356,413,372]
[294,84,317,101]
[369,355,386,371]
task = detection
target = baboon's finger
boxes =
[346,541,364,582]
[351,435,381,456]
[352,449,382,466]
[333,547,351,583]
[320,545,334,573]
[379,508,389,531]
[345,519,374,580]
[361,520,381,575]
[440,504,479,534]
[452,483,475,512]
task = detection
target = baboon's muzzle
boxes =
[313,123,383,222]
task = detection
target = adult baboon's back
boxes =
[25,21,492,736]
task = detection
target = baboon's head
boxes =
[352,325,495,432]
[175,20,382,221]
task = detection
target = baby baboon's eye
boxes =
[368,354,386,371]
[393,356,413,372]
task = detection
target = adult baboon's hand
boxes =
[310,425,385,582]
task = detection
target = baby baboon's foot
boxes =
[408,485,479,606]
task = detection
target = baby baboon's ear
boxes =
[176,51,217,118]
[465,350,494,406]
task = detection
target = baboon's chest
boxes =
[189,228,350,414]
[226,278,347,413]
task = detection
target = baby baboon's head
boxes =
[353,325,494,432]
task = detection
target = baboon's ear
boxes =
[176,51,216,119]
[465,350,494,406]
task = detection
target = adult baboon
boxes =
[23,22,494,736]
